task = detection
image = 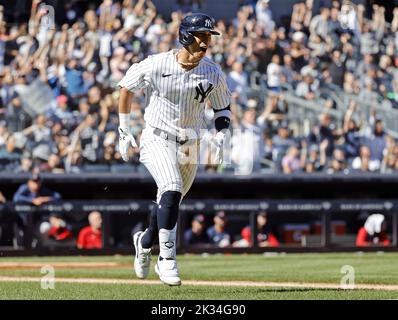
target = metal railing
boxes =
[248,71,398,138]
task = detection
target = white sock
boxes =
[158,224,177,259]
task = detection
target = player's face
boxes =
[190,31,212,59]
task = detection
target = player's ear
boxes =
[179,29,194,46]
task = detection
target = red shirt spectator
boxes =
[241,225,280,247]
[356,227,390,246]
[47,214,73,241]
[240,211,280,247]
[77,211,103,249]
[77,226,102,249]
[48,226,73,241]
[356,214,390,247]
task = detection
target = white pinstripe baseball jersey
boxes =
[118,49,231,138]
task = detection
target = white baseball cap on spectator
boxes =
[104,132,116,147]
[72,49,84,59]
[364,214,385,235]
[39,221,51,234]
[292,31,306,43]
[123,15,141,30]
[247,99,258,109]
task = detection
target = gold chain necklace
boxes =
[176,50,200,67]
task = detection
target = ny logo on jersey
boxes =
[205,19,213,28]
[194,82,214,103]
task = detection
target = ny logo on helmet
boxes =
[205,19,213,28]
[194,82,214,103]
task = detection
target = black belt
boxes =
[153,128,189,145]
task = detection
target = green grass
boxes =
[1,282,398,300]
[0,252,398,299]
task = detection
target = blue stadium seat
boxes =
[82,164,110,173]
[110,164,137,173]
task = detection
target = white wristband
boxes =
[119,113,130,129]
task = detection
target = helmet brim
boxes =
[189,28,221,36]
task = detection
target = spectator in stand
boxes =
[0,133,22,170]
[22,114,53,155]
[290,31,310,73]
[266,54,282,93]
[280,54,298,88]
[309,7,330,40]
[207,211,231,248]
[295,72,318,100]
[5,96,31,132]
[308,113,335,157]
[356,213,390,247]
[39,213,74,244]
[351,145,380,173]
[343,101,361,159]
[381,136,398,173]
[184,214,209,246]
[0,121,8,148]
[301,140,327,173]
[71,113,101,165]
[339,1,361,40]
[77,211,103,249]
[13,171,61,205]
[325,148,348,174]
[231,103,264,174]
[290,0,313,34]
[234,210,279,247]
[39,154,65,173]
[46,95,74,128]
[328,50,346,88]
[1,0,398,176]
[271,120,295,170]
[282,145,301,174]
[255,0,275,37]
[257,93,288,130]
[364,116,387,163]
[14,152,33,173]
[227,61,249,106]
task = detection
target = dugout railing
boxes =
[0,199,398,256]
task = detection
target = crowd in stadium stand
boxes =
[1,0,398,175]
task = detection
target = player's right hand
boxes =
[118,126,138,162]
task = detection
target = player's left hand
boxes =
[118,126,138,162]
[212,131,225,165]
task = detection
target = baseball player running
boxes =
[117,13,231,286]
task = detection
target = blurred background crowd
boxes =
[1,0,398,175]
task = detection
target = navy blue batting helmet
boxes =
[179,13,220,47]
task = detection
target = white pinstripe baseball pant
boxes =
[139,125,199,204]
